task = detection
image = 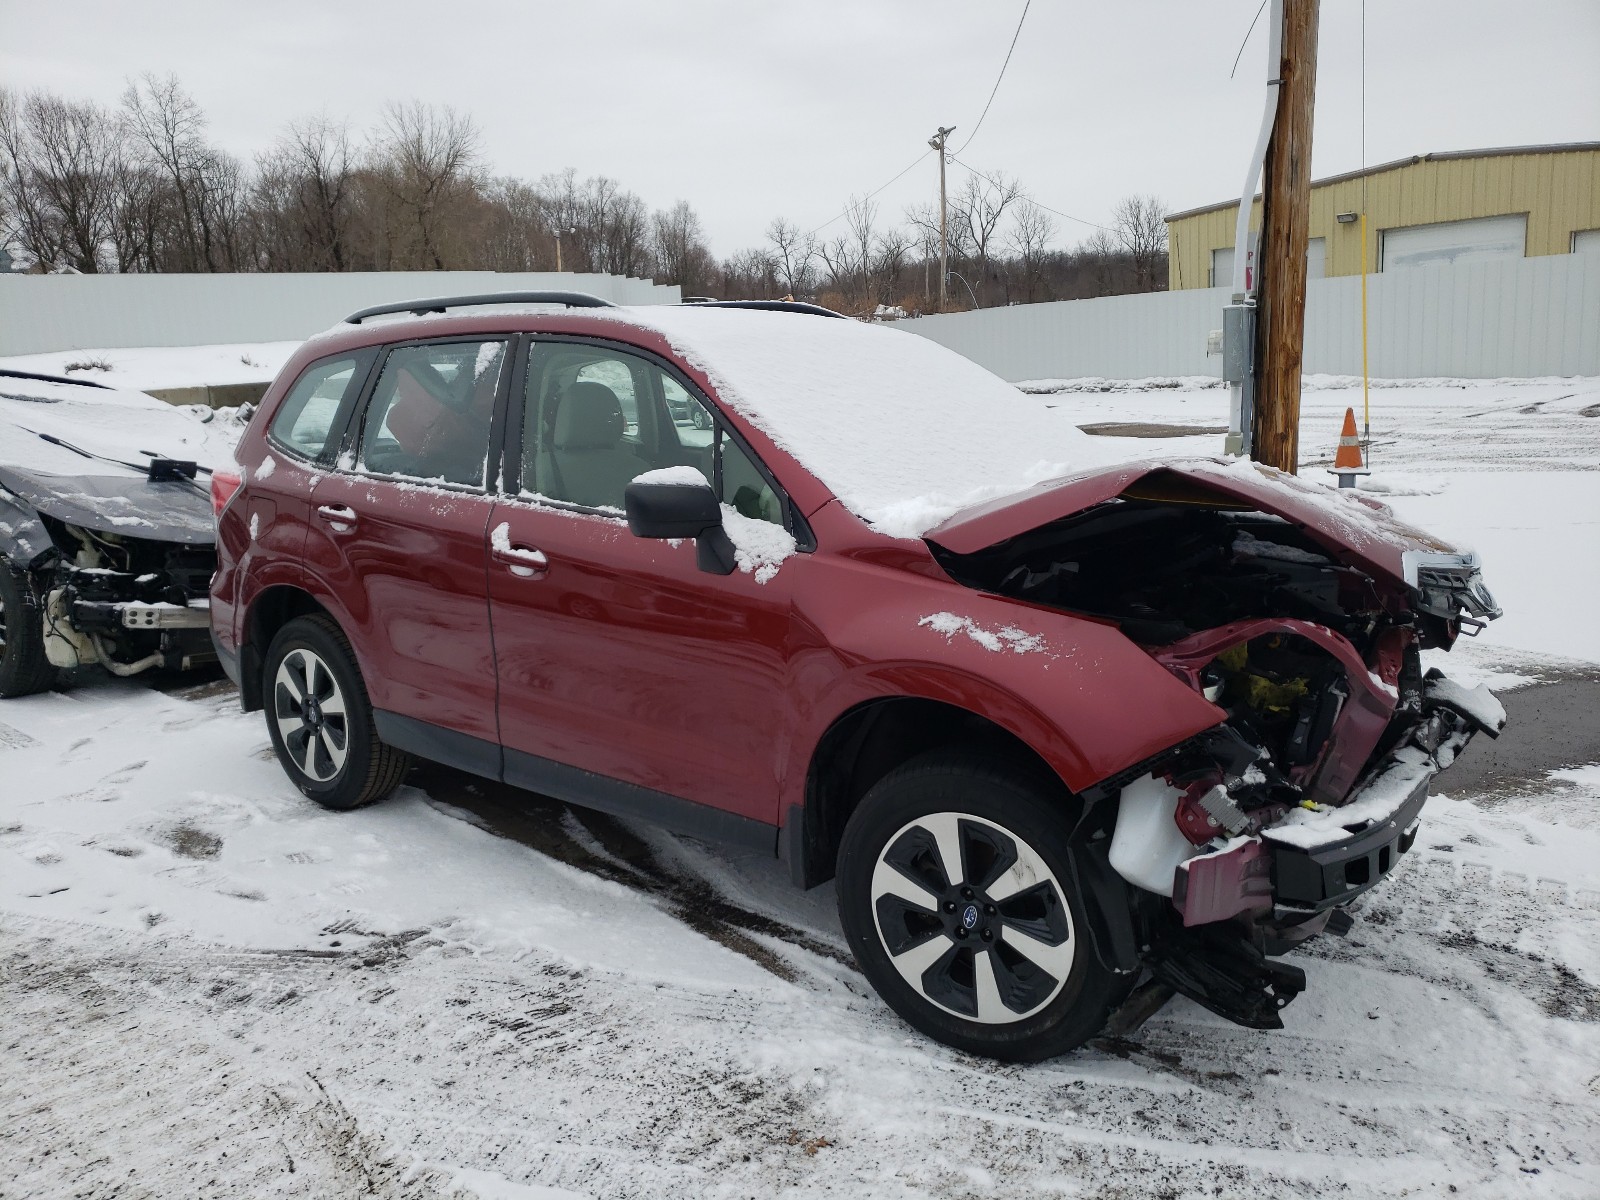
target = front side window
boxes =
[268,352,372,460]
[358,340,506,487]
[520,342,785,527]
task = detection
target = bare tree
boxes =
[763,217,815,297]
[0,89,124,271]
[870,226,912,305]
[1006,200,1056,303]
[719,246,778,299]
[651,200,714,293]
[260,116,355,271]
[1082,228,1121,296]
[369,101,480,270]
[950,171,1021,306]
[121,74,245,271]
[1112,194,1168,291]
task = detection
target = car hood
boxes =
[0,375,239,545]
[0,464,217,544]
[923,456,1459,585]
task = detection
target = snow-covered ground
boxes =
[4,371,1599,1198]
[0,340,301,392]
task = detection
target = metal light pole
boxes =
[929,126,956,311]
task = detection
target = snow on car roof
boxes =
[619,307,1137,539]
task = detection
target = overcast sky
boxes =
[3,1,1596,258]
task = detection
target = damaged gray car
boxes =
[0,369,238,696]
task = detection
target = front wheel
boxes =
[0,559,56,698]
[837,751,1128,1061]
[262,615,410,810]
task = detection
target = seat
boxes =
[545,380,651,509]
[381,364,489,485]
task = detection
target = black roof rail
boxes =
[343,291,616,325]
[682,299,846,319]
[0,366,112,389]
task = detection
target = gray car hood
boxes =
[0,374,241,550]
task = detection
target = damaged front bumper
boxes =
[1177,699,1482,923]
[1124,671,1505,1030]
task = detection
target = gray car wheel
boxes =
[0,560,55,699]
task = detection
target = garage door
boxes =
[1381,214,1526,270]
[1211,235,1322,289]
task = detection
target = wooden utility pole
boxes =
[929,125,955,311]
[1251,0,1320,473]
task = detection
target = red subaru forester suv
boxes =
[212,292,1504,1060]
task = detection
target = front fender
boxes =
[787,557,1225,807]
[0,482,53,568]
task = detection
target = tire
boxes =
[0,560,56,699]
[262,614,410,811]
[837,750,1127,1061]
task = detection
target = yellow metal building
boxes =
[1166,142,1600,291]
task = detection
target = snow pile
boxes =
[632,465,711,488]
[1263,744,1440,850]
[1019,375,1223,394]
[618,307,1137,539]
[1425,674,1509,733]
[722,505,795,584]
[0,341,300,392]
[918,611,1047,654]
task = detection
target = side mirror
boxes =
[624,471,737,575]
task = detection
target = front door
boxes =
[303,337,510,757]
[487,338,798,834]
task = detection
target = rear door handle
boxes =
[316,504,357,530]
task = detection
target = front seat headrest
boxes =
[554,380,628,450]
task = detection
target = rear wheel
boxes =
[837,750,1127,1061]
[263,615,409,810]
[0,560,55,698]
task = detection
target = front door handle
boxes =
[492,542,549,578]
[316,504,357,531]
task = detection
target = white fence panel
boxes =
[0,271,681,356]
[901,254,1600,381]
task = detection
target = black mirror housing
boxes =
[624,477,736,575]
[625,478,721,538]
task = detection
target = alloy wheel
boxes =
[870,811,1077,1024]
[273,647,349,782]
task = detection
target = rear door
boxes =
[303,337,512,760]
[485,337,798,836]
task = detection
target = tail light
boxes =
[211,469,243,517]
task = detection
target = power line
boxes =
[805,148,934,237]
[949,155,1114,233]
[952,1,1032,155]
[1230,0,1271,79]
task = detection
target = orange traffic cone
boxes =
[1328,407,1370,488]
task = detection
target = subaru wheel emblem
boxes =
[961,904,980,931]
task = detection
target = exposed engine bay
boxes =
[932,484,1506,1029]
[32,515,216,678]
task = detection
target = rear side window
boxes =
[358,340,507,488]
[268,352,372,460]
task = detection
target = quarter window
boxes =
[358,341,507,487]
